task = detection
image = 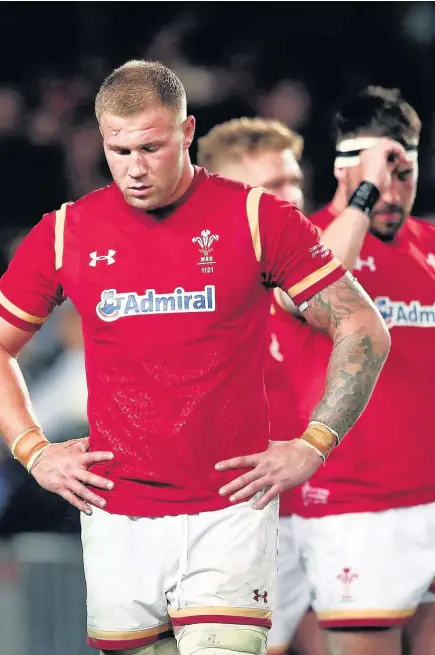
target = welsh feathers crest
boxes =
[192,229,219,254]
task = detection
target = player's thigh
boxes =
[324,627,402,655]
[406,601,435,655]
[168,496,279,629]
[101,637,178,655]
[268,516,311,652]
[292,507,435,630]
[290,610,326,655]
[81,508,172,651]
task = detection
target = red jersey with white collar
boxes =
[0,171,344,517]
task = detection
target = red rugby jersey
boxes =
[266,293,308,443]
[0,169,344,517]
[284,205,435,517]
[266,293,311,516]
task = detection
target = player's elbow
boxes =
[374,313,391,357]
[362,305,391,359]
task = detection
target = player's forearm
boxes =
[0,346,42,447]
[320,207,370,271]
[311,308,390,440]
[302,273,390,440]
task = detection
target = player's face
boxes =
[100,107,195,211]
[216,148,304,209]
[344,157,418,242]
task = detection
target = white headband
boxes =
[334,136,418,168]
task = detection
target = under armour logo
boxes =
[270,333,284,363]
[89,250,116,267]
[253,589,268,603]
[427,253,435,270]
[354,255,376,272]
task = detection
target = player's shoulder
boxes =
[66,184,114,214]
[203,171,280,206]
[309,204,335,229]
[40,185,114,226]
[202,170,297,213]
[204,170,251,194]
[407,215,435,241]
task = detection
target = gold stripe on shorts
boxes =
[169,607,272,620]
[317,608,415,621]
[87,623,171,641]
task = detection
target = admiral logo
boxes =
[96,286,216,322]
[375,296,435,328]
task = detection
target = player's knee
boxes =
[176,623,268,655]
[101,637,178,655]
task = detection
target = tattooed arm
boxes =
[302,271,390,439]
[215,271,390,509]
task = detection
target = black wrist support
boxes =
[347,181,380,217]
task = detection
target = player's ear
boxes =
[182,115,196,150]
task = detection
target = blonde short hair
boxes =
[95,59,187,122]
[197,117,304,172]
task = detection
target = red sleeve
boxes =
[309,207,334,232]
[0,212,64,332]
[258,193,346,307]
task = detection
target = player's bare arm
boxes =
[216,272,390,509]
[0,317,114,514]
[304,272,390,436]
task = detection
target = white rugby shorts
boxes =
[293,503,435,628]
[81,496,279,650]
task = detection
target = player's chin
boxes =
[370,223,401,242]
[125,192,158,211]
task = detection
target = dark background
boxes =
[0,2,434,248]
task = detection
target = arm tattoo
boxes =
[304,273,370,331]
[304,273,389,439]
[311,329,387,438]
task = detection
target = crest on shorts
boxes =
[337,567,358,602]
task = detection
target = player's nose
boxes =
[128,163,148,179]
[382,179,401,206]
[128,153,148,179]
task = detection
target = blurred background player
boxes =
[198,118,325,655]
[279,87,435,655]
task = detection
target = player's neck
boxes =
[167,157,195,206]
[329,185,348,215]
